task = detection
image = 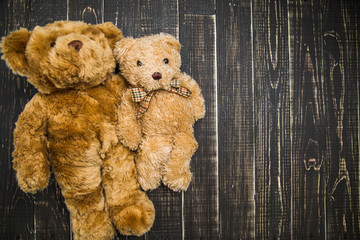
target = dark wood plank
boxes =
[0,1,34,239]
[322,0,360,239]
[143,188,182,240]
[289,0,327,239]
[216,0,255,239]
[32,181,70,240]
[180,14,218,240]
[104,0,142,38]
[30,0,68,26]
[104,1,182,239]
[253,0,292,239]
[140,0,178,37]
[182,0,215,15]
[106,0,178,38]
[68,0,103,24]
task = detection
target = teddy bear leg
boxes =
[136,136,173,191]
[102,144,155,236]
[69,203,115,240]
[54,163,115,240]
[162,133,198,191]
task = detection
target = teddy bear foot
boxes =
[111,200,155,236]
[162,169,192,192]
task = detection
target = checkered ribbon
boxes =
[130,80,192,118]
[164,80,192,98]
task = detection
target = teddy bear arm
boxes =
[178,74,206,121]
[12,94,50,193]
[116,90,142,150]
[190,91,206,121]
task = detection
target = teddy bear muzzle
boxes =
[152,72,162,80]
[68,40,83,51]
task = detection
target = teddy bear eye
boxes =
[137,60,142,67]
[50,42,56,48]
[163,58,169,64]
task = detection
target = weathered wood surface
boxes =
[0,0,359,239]
[253,0,292,239]
[217,1,254,239]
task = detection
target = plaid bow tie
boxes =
[130,80,192,118]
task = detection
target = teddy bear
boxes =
[0,21,155,240]
[114,33,205,192]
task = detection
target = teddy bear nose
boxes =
[68,40,83,51]
[152,72,162,80]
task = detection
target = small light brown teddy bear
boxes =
[114,33,205,192]
[1,21,155,240]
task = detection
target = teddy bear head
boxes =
[114,33,181,92]
[1,21,123,94]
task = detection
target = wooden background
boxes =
[0,0,359,239]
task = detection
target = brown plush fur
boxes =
[1,21,154,239]
[114,34,205,192]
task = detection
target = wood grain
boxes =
[30,0,67,26]
[289,0,327,238]
[140,0,178,37]
[68,0,103,24]
[253,0,292,238]
[182,0,215,15]
[216,0,255,239]
[323,0,360,239]
[104,0,142,37]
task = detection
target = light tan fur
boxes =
[114,34,205,192]
[1,21,154,239]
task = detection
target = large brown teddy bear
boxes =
[114,34,205,192]
[1,21,155,240]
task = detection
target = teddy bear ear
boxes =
[113,38,136,62]
[0,28,31,76]
[95,22,123,50]
[161,33,181,52]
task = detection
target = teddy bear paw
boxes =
[121,138,140,151]
[137,174,161,191]
[162,169,192,192]
[18,175,48,193]
[112,203,155,236]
